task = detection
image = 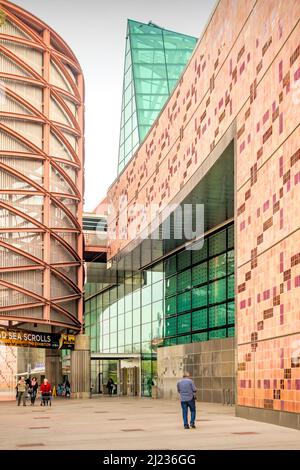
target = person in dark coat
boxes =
[106,377,114,396]
[28,377,38,406]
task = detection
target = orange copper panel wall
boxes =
[107,0,300,413]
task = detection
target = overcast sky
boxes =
[12,0,216,211]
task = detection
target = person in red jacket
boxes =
[40,378,52,406]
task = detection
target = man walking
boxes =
[16,376,27,406]
[177,372,197,429]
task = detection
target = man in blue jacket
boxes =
[177,372,197,429]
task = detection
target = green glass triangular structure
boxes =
[118,20,197,173]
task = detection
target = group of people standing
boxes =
[16,376,51,406]
[57,380,71,397]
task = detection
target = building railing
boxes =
[83,230,107,248]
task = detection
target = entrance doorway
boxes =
[121,366,139,396]
[90,353,142,397]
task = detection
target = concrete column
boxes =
[45,349,62,387]
[70,334,90,398]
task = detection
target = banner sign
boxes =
[0,329,75,350]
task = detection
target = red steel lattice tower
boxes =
[0,0,84,332]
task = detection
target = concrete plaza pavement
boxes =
[0,396,299,450]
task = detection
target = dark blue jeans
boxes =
[181,399,196,426]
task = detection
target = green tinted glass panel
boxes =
[164,337,177,346]
[125,310,132,328]
[90,310,97,325]
[118,330,125,346]
[177,269,191,292]
[110,316,117,333]
[209,278,226,304]
[228,301,235,323]
[110,333,117,348]
[132,308,140,326]
[192,262,207,286]
[192,238,207,264]
[152,320,163,339]
[142,322,152,341]
[103,307,109,322]
[142,304,151,323]
[177,250,191,271]
[117,298,125,315]
[192,309,208,330]
[141,341,151,353]
[132,325,140,342]
[165,275,177,297]
[152,300,163,323]
[177,313,191,334]
[165,295,176,317]
[85,313,90,328]
[209,254,227,281]
[110,302,117,317]
[228,225,234,249]
[209,229,226,257]
[209,328,227,339]
[227,250,234,275]
[177,291,191,313]
[209,304,227,328]
[228,275,235,298]
[102,320,109,335]
[192,332,208,342]
[164,255,176,277]
[152,264,163,282]
[125,343,133,353]
[118,315,125,330]
[125,293,132,312]
[103,335,109,350]
[165,316,177,337]
[177,334,191,345]
[192,285,207,308]
[132,290,140,309]
[142,285,151,305]
[228,327,235,337]
[110,287,118,304]
[152,280,163,302]
[91,338,97,352]
[103,291,109,309]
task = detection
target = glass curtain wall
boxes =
[85,265,164,396]
[164,224,234,345]
[118,20,197,173]
[84,223,234,396]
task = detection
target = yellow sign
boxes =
[58,333,76,349]
[0,329,75,349]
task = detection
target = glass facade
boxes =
[85,264,164,396]
[84,223,234,396]
[164,224,234,345]
[118,20,197,173]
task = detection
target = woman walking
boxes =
[29,377,39,406]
